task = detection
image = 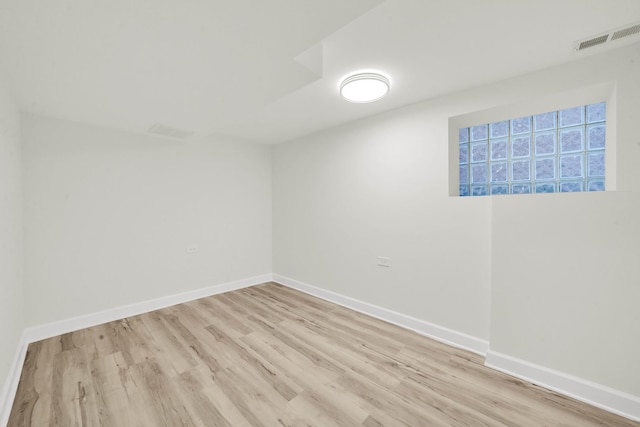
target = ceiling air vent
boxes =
[577,34,609,51]
[148,123,195,140]
[575,21,640,51]
[611,23,640,41]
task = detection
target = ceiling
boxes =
[1,0,639,144]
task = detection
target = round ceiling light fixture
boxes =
[339,72,390,103]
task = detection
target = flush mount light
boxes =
[340,72,390,103]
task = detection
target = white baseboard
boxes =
[5,273,638,424]
[486,351,640,422]
[0,273,272,426]
[273,273,489,356]
[24,273,272,343]
[0,331,29,427]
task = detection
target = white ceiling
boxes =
[1,0,640,144]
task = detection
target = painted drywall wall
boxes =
[23,115,272,326]
[0,71,23,401]
[491,191,640,396]
[273,43,640,395]
[488,46,640,397]
[273,87,494,341]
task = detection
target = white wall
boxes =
[273,87,493,341]
[0,70,23,401]
[487,45,640,397]
[491,191,640,396]
[273,43,640,397]
[23,115,272,326]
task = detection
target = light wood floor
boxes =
[8,282,639,426]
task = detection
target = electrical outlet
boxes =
[377,256,390,267]
[186,245,199,254]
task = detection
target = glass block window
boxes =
[458,102,605,196]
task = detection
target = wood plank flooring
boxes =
[8,282,639,426]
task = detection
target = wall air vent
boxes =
[148,123,195,140]
[575,22,640,51]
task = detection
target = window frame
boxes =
[448,82,616,197]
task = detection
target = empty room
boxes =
[1,0,640,425]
